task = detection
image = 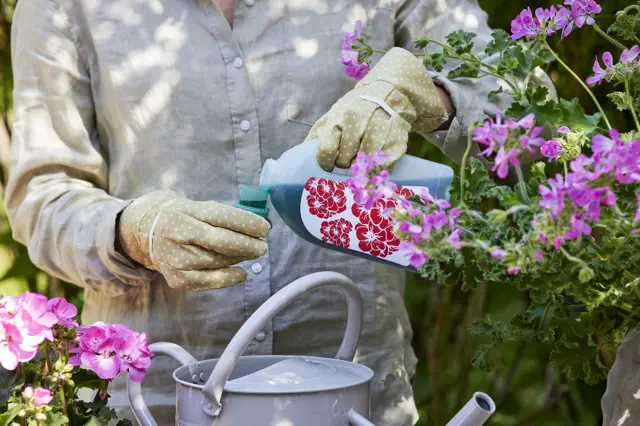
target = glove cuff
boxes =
[117,189,179,269]
[357,47,448,134]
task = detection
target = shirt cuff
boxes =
[424,75,488,165]
[87,198,158,294]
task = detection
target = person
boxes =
[7,0,537,424]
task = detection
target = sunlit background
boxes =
[0,0,632,424]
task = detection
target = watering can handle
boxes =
[127,342,199,426]
[202,271,364,416]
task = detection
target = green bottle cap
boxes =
[235,184,271,221]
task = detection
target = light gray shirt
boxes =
[7,0,510,424]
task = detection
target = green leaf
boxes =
[487,87,504,99]
[550,341,607,385]
[607,91,630,112]
[448,63,479,79]
[45,412,70,426]
[430,53,446,73]
[609,10,640,42]
[83,417,104,426]
[557,98,602,134]
[485,29,513,56]
[72,369,106,391]
[496,56,520,76]
[471,344,495,372]
[414,37,429,50]
[445,30,476,55]
[0,404,22,426]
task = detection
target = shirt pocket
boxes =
[283,6,394,127]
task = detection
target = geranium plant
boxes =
[0,292,152,425]
[344,1,640,384]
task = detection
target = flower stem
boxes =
[559,246,586,266]
[58,383,69,423]
[426,39,522,96]
[515,166,531,204]
[459,128,474,204]
[593,24,627,50]
[625,79,640,132]
[542,39,612,130]
[43,343,52,376]
[371,48,388,55]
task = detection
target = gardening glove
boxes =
[601,330,640,426]
[307,47,449,171]
[117,190,270,291]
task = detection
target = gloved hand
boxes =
[117,190,270,291]
[307,47,449,171]
[601,330,640,426]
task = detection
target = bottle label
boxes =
[300,177,420,267]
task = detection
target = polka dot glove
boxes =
[307,47,449,171]
[117,190,270,291]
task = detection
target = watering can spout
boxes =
[445,392,496,426]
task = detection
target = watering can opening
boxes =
[172,355,373,395]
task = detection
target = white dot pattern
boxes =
[306,47,448,170]
[118,190,270,291]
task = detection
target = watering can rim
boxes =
[171,354,374,394]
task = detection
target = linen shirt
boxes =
[7,0,516,424]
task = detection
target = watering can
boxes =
[128,271,496,426]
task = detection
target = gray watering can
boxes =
[128,271,496,426]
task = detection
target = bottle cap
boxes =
[235,185,271,221]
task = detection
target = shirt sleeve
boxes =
[394,0,557,164]
[6,0,157,296]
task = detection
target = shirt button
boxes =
[255,331,266,341]
[251,263,263,274]
[233,57,243,69]
[240,120,251,131]
[245,0,255,6]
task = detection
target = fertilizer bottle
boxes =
[235,139,454,271]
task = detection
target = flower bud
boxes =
[487,209,507,226]
[579,267,595,283]
[35,413,47,421]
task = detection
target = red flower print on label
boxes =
[395,185,416,198]
[355,221,400,258]
[320,218,353,248]
[306,178,347,219]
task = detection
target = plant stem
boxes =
[515,166,531,204]
[58,383,69,423]
[426,39,522,95]
[459,128,474,203]
[542,39,612,130]
[593,24,627,50]
[625,79,640,132]
[43,343,52,377]
[371,48,388,55]
[559,246,586,266]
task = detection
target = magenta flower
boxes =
[22,387,53,407]
[507,266,521,275]
[541,140,563,161]
[539,174,567,219]
[400,242,430,268]
[536,250,543,262]
[562,0,602,36]
[70,322,152,382]
[621,45,640,65]
[586,52,615,85]
[0,321,37,370]
[520,126,545,153]
[491,248,506,259]
[492,147,521,179]
[341,21,370,81]
[511,8,541,40]
[15,293,57,347]
[447,229,465,249]
[47,297,78,328]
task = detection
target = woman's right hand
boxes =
[117,190,270,291]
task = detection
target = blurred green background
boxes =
[0,0,633,424]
